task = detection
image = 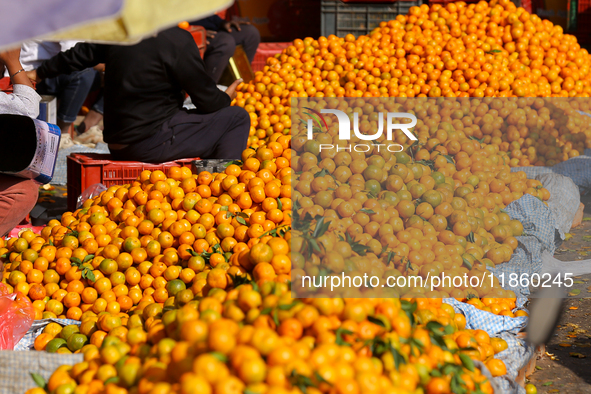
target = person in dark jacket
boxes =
[192,15,260,83]
[27,27,250,162]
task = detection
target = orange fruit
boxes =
[486,359,507,377]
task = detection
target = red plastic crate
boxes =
[572,0,591,44]
[577,0,591,14]
[66,153,199,211]
[0,77,13,93]
[1,77,37,93]
[252,42,292,72]
[521,0,532,13]
[181,25,207,57]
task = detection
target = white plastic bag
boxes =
[76,183,107,209]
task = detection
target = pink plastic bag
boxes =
[8,225,44,240]
[0,283,35,349]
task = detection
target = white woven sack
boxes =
[533,173,580,237]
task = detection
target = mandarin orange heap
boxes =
[233,0,591,166]
[1,148,291,322]
[29,286,507,394]
[7,3,578,393]
[289,97,546,313]
[0,143,516,394]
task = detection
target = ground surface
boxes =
[35,185,68,224]
[528,193,591,394]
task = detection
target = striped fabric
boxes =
[511,148,591,193]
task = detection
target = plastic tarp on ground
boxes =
[14,318,80,351]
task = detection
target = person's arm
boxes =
[0,87,41,118]
[35,42,107,80]
[0,48,41,117]
[1,48,34,89]
[169,33,231,113]
[190,15,225,31]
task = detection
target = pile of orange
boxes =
[233,0,591,165]
[5,135,527,394]
[288,96,549,308]
[1,145,517,394]
[13,2,589,394]
[27,283,510,394]
[2,149,292,322]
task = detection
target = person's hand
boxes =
[93,63,105,73]
[206,30,217,45]
[0,48,21,68]
[222,21,249,33]
[25,69,41,83]
[2,47,35,88]
[225,78,243,100]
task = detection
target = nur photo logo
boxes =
[303,107,418,153]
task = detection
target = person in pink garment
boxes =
[0,47,40,240]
